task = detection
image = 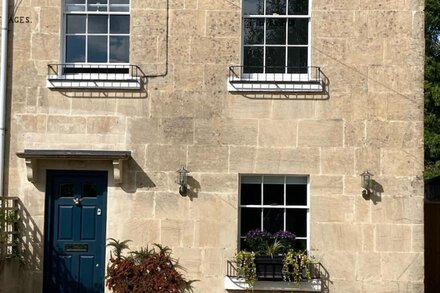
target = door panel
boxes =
[44,171,107,293]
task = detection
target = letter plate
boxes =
[64,243,88,252]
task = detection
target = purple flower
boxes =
[245,229,272,239]
[273,230,296,240]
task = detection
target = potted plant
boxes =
[234,250,257,287]
[282,250,314,283]
[244,229,296,281]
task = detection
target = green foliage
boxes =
[106,239,194,293]
[234,251,257,287]
[425,0,440,179]
[282,250,313,283]
[263,239,284,258]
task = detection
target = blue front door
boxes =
[44,170,107,293]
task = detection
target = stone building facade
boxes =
[0,0,425,292]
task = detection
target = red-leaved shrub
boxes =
[106,239,193,293]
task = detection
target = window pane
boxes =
[66,0,85,3]
[241,208,261,237]
[88,0,108,11]
[82,183,97,197]
[286,184,307,205]
[263,208,283,233]
[110,0,129,3]
[243,19,264,45]
[66,4,86,11]
[243,0,264,15]
[241,183,262,205]
[88,15,108,33]
[266,0,286,15]
[66,36,86,62]
[110,36,129,63]
[243,46,263,73]
[286,209,307,237]
[266,19,286,45]
[60,183,74,197]
[266,47,285,73]
[88,36,108,62]
[263,184,283,205]
[66,15,86,34]
[288,19,308,45]
[110,15,130,34]
[288,0,308,15]
[109,0,130,12]
[287,47,308,73]
[294,239,307,250]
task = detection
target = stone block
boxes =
[376,224,411,252]
[116,98,149,117]
[367,11,412,39]
[197,174,237,194]
[387,94,423,121]
[194,118,258,146]
[173,248,202,274]
[360,0,400,10]
[31,33,59,60]
[188,146,229,172]
[202,248,224,276]
[189,193,237,222]
[310,175,343,196]
[311,223,362,252]
[356,253,381,281]
[366,121,422,148]
[39,7,60,34]
[354,196,371,223]
[311,196,354,223]
[86,116,125,134]
[321,148,355,175]
[381,149,423,177]
[197,220,236,248]
[145,144,187,171]
[361,224,375,251]
[319,251,356,280]
[344,121,366,147]
[174,64,204,90]
[197,0,240,10]
[346,38,383,66]
[229,146,256,173]
[170,9,205,37]
[155,192,189,220]
[37,91,71,114]
[372,197,423,225]
[381,252,423,282]
[161,219,184,246]
[14,114,47,133]
[71,98,116,115]
[272,100,315,120]
[411,224,423,253]
[190,36,239,64]
[226,95,272,119]
[298,120,343,147]
[47,116,86,134]
[255,148,320,174]
[355,147,380,176]
[206,11,240,37]
[258,120,297,147]
[313,0,360,11]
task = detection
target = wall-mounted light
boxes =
[360,170,373,192]
[176,166,189,196]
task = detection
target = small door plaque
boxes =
[64,243,88,252]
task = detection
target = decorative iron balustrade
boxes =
[47,64,146,90]
[0,197,19,259]
[228,66,328,94]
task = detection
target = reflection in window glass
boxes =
[66,15,86,33]
[66,36,86,62]
[243,47,264,73]
[286,184,307,205]
[60,183,74,197]
[110,36,129,63]
[88,36,108,62]
[288,0,309,15]
[288,19,308,45]
[240,208,261,237]
[243,0,264,15]
[88,15,108,34]
[110,15,130,34]
[266,47,286,73]
[287,47,308,73]
[266,19,286,45]
[82,183,97,197]
[243,19,264,45]
[286,209,307,237]
[266,0,286,15]
[263,184,283,205]
[263,208,283,233]
[241,183,262,205]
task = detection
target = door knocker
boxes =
[73,197,82,205]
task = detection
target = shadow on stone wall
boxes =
[121,158,156,193]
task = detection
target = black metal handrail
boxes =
[47,64,146,81]
[229,66,328,85]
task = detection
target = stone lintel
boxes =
[16,149,131,184]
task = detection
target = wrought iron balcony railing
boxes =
[47,64,146,90]
[228,66,328,94]
[0,197,19,259]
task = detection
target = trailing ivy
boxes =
[234,251,257,287]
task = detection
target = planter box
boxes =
[255,255,284,280]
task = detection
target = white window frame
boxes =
[238,174,310,252]
[61,0,131,68]
[241,0,312,82]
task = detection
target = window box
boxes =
[255,255,284,281]
[228,66,328,94]
[47,64,145,90]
